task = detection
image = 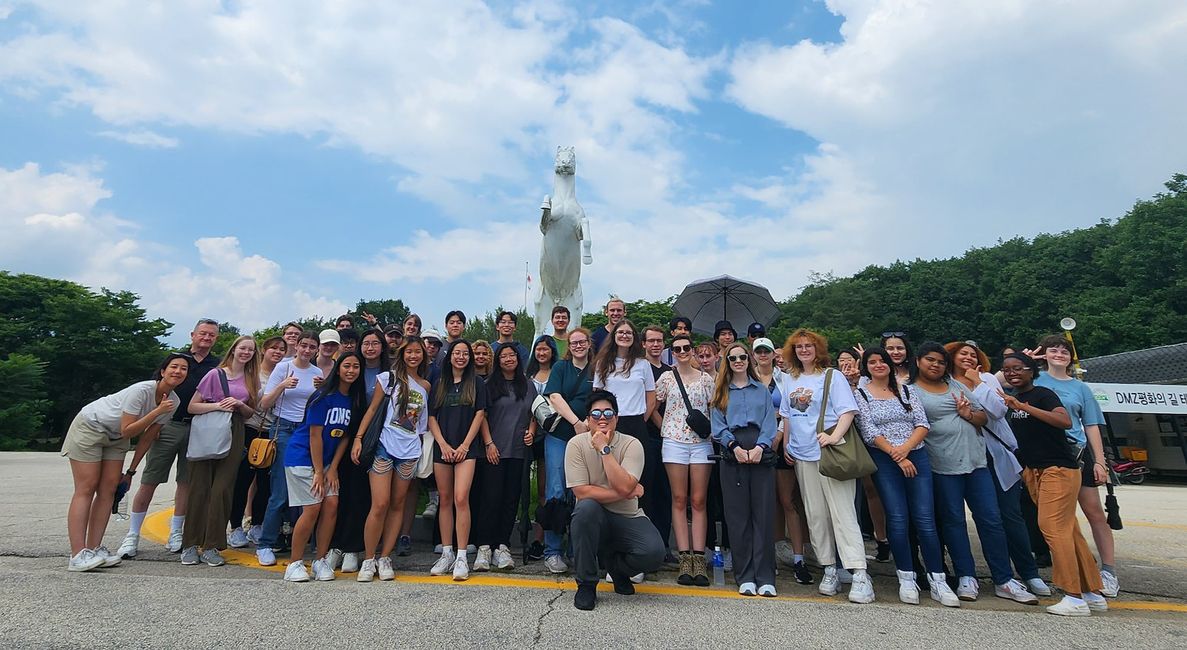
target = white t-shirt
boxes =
[593,357,656,417]
[377,372,429,461]
[263,360,324,423]
[80,380,178,440]
[779,369,859,462]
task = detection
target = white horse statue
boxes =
[535,146,592,338]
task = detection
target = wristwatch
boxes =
[599,445,612,456]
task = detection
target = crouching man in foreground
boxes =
[566,389,665,610]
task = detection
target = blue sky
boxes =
[2,1,1185,344]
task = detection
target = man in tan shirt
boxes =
[565,390,665,610]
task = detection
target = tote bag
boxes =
[187,369,234,461]
[816,369,876,480]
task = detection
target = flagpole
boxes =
[523,261,529,314]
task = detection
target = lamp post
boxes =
[1059,316,1085,380]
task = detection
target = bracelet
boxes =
[485,441,495,447]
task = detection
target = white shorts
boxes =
[662,438,715,465]
[285,466,340,507]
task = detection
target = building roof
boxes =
[1081,342,1187,385]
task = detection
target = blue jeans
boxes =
[258,418,298,549]
[543,434,572,558]
[932,467,1014,585]
[870,446,944,573]
[988,455,1040,581]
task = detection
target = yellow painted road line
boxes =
[142,510,1187,613]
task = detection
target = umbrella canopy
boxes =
[672,275,781,337]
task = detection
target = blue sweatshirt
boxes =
[710,377,777,449]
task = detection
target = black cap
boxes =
[713,320,737,338]
[383,324,402,335]
[747,322,765,337]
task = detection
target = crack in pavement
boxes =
[532,590,564,646]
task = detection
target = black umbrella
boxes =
[1105,471,1123,530]
[672,275,781,336]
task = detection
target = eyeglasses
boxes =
[727,354,749,362]
[1002,366,1033,375]
[881,331,907,339]
[615,331,634,337]
[361,341,382,348]
[671,344,692,353]
[645,338,664,345]
[569,339,589,347]
[589,408,617,420]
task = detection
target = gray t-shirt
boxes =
[914,381,987,475]
[486,383,538,460]
[80,380,178,440]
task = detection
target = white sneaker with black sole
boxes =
[117,533,139,559]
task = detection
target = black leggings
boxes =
[331,455,371,553]
[230,426,271,530]
[473,458,525,548]
[617,414,672,551]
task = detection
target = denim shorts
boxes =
[371,441,417,478]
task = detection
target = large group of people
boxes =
[61,299,1120,616]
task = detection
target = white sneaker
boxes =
[1100,570,1119,597]
[452,557,470,581]
[848,570,875,604]
[896,570,919,605]
[928,573,961,607]
[493,544,515,569]
[836,566,853,584]
[774,540,795,568]
[957,576,979,601]
[67,548,105,572]
[1026,577,1052,597]
[118,533,140,559]
[819,566,839,596]
[341,552,360,573]
[1046,595,1091,617]
[246,525,262,546]
[995,579,1038,604]
[312,558,336,581]
[165,529,184,553]
[605,572,644,583]
[738,581,757,596]
[284,561,310,582]
[377,556,395,581]
[93,545,122,567]
[357,558,376,582]
[757,583,777,597]
[1084,592,1109,612]
[256,547,276,566]
[325,548,344,570]
[422,493,439,518]
[431,550,457,576]
[473,545,492,572]
[228,527,249,548]
[544,555,568,574]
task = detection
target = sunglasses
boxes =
[881,331,907,339]
[727,354,749,362]
[589,408,617,420]
[671,344,692,353]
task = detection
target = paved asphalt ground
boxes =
[2,452,1185,649]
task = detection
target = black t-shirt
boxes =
[648,361,671,432]
[591,326,611,353]
[1007,386,1079,470]
[173,349,221,422]
[429,375,488,460]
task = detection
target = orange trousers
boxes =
[1023,467,1103,595]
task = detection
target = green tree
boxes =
[0,354,51,450]
[211,321,242,357]
[0,273,171,436]
[463,308,536,347]
[353,298,411,330]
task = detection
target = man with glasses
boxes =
[491,310,530,368]
[642,326,674,564]
[120,318,221,559]
[566,390,665,610]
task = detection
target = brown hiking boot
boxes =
[691,552,710,587]
[677,552,694,585]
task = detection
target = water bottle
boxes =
[711,545,725,586]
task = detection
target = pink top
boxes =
[195,368,251,403]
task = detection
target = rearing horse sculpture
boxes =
[535,146,592,337]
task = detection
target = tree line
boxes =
[2,174,1183,449]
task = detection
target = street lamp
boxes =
[1060,317,1085,379]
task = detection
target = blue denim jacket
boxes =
[710,377,777,448]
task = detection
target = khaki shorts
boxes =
[142,420,191,485]
[285,466,340,507]
[60,413,130,462]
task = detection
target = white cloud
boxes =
[727,0,1187,262]
[97,128,179,148]
[0,162,344,338]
